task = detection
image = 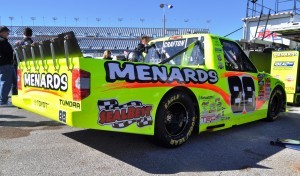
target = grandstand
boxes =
[8,26,209,56]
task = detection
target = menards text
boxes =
[24,73,68,91]
[105,62,219,84]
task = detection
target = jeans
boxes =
[12,64,18,95]
[0,65,15,104]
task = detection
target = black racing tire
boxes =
[154,91,196,147]
[266,88,284,121]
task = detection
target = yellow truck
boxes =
[270,51,300,105]
[12,32,286,147]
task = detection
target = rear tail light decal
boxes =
[17,69,22,90]
[72,69,90,101]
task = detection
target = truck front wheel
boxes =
[154,91,196,147]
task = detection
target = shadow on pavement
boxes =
[64,113,300,174]
[0,114,26,119]
[0,114,64,128]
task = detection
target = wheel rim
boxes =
[270,94,279,117]
[164,102,188,136]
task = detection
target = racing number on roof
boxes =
[228,76,256,113]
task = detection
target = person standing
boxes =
[135,36,150,53]
[13,27,34,95]
[16,27,33,45]
[124,36,151,61]
[102,50,113,60]
[0,26,15,106]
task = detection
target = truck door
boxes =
[220,39,259,114]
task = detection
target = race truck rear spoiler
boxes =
[14,31,82,71]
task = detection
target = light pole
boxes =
[160,4,173,37]
[52,17,58,26]
[8,16,14,32]
[86,17,89,27]
[206,20,211,32]
[118,18,123,27]
[140,18,145,27]
[184,19,189,30]
[74,17,79,26]
[30,17,36,26]
[96,18,101,27]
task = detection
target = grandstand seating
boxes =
[8,26,209,53]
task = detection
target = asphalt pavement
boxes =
[0,106,300,176]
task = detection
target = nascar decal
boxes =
[97,99,153,128]
[24,73,68,91]
[104,61,218,84]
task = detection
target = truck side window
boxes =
[186,45,205,66]
[221,39,257,73]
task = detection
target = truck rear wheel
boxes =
[154,91,196,147]
[266,88,284,121]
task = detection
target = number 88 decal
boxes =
[59,110,66,123]
[228,76,256,113]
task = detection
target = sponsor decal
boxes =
[97,99,153,128]
[105,62,219,84]
[273,52,298,57]
[34,99,49,109]
[163,39,185,48]
[199,95,214,100]
[218,62,224,69]
[274,61,294,67]
[200,96,227,124]
[258,73,271,101]
[217,54,222,61]
[257,29,278,39]
[59,99,81,109]
[265,77,271,99]
[24,73,68,91]
[286,86,295,91]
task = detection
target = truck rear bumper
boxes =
[12,95,77,127]
[12,95,154,135]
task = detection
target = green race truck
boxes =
[12,32,286,147]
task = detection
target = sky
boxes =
[0,0,276,40]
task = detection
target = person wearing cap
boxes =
[0,26,15,106]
